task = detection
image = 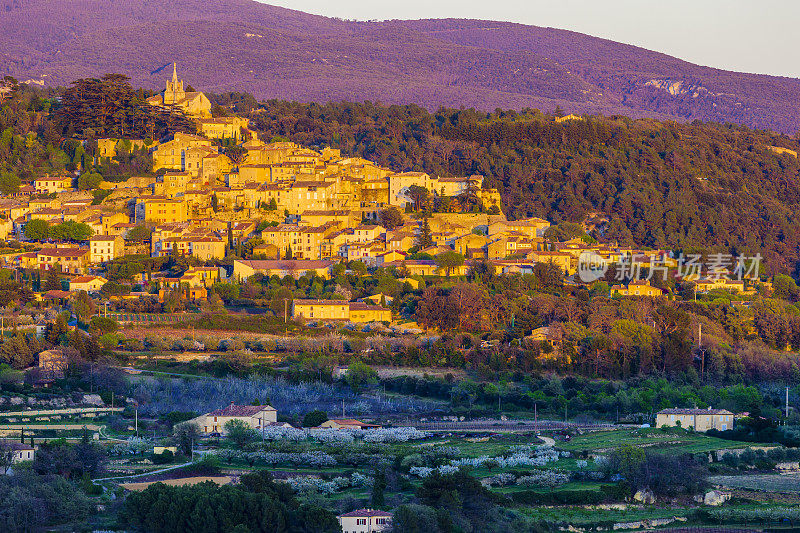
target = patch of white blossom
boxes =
[109,437,152,456]
[409,446,567,477]
[283,472,372,495]
[257,426,428,444]
[209,449,337,467]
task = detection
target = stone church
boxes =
[147,63,212,118]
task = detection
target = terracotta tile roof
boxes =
[327,418,381,428]
[42,290,71,299]
[38,248,89,258]
[71,275,104,283]
[348,302,385,311]
[206,403,275,417]
[238,259,333,269]
[658,408,733,415]
[294,299,348,305]
[0,439,34,451]
[338,509,392,518]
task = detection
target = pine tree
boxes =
[371,470,387,508]
[416,217,433,248]
[44,269,62,291]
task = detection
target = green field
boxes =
[520,504,695,525]
[559,428,754,455]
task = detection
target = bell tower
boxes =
[164,62,186,104]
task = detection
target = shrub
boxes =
[151,449,174,464]
[302,409,328,428]
[89,316,120,336]
[224,419,257,448]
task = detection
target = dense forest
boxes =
[245,100,800,274]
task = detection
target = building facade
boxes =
[338,509,392,533]
[196,403,278,435]
[656,408,734,432]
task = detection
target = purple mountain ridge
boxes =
[3,0,799,133]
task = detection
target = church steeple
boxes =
[164,62,185,104]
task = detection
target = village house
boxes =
[233,259,334,281]
[188,236,226,261]
[252,242,280,259]
[100,212,129,234]
[152,133,214,172]
[158,282,208,303]
[0,440,36,467]
[611,280,666,297]
[388,172,437,207]
[348,302,392,323]
[489,217,551,238]
[261,224,336,261]
[319,419,382,430]
[375,250,407,266]
[89,235,124,264]
[526,326,562,348]
[196,116,250,140]
[36,247,90,274]
[656,408,734,432]
[33,174,72,195]
[135,197,188,224]
[69,275,107,292]
[386,231,415,252]
[338,509,393,533]
[195,402,278,435]
[182,266,221,286]
[695,278,747,294]
[292,299,350,321]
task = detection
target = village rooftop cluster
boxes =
[0,66,769,324]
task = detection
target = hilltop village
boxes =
[0,66,756,326]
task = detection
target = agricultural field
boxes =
[560,427,755,455]
[708,474,800,493]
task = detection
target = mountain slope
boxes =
[2,0,799,133]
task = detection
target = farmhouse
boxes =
[197,402,277,434]
[319,419,382,430]
[348,302,392,323]
[69,275,107,292]
[656,408,734,432]
[611,280,666,297]
[292,299,349,321]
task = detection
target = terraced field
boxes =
[709,474,800,493]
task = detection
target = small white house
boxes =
[0,440,35,471]
[338,509,392,533]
